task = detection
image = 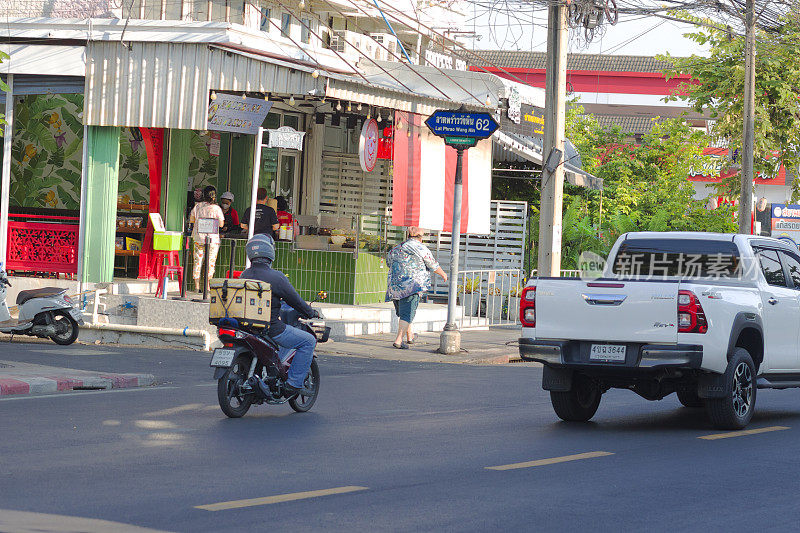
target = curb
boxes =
[0,373,156,397]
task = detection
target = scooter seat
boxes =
[16,287,66,305]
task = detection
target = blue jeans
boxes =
[272,324,317,388]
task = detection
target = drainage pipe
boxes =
[81,322,212,351]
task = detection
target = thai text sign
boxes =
[207,94,273,135]
[425,110,499,139]
[772,204,800,247]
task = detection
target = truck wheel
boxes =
[550,374,601,422]
[705,348,756,430]
[677,388,704,408]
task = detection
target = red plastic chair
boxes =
[155,264,184,298]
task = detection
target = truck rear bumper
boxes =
[519,338,703,370]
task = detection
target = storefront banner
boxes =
[208,132,221,156]
[771,203,800,247]
[207,95,273,135]
[359,119,379,172]
[266,126,305,150]
[391,111,491,235]
[689,147,786,185]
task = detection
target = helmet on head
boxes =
[246,234,275,263]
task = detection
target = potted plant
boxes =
[506,284,524,322]
[486,286,504,323]
[457,277,481,317]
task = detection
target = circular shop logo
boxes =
[359,119,379,172]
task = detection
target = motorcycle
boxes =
[209,293,330,418]
[0,269,84,345]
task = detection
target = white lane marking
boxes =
[142,403,204,417]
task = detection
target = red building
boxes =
[474,51,792,206]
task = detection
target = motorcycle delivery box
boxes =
[209,278,272,328]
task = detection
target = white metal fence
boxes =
[451,269,525,328]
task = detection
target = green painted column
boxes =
[229,134,254,214]
[81,126,121,283]
[164,129,191,232]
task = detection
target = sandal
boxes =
[393,342,409,349]
[406,334,419,345]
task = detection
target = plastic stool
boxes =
[155,264,184,298]
[152,250,180,269]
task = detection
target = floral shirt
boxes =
[386,239,440,300]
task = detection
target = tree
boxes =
[494,105,738,271]
[659,13,800,198]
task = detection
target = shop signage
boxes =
[207,132,221,156]
[507,87,521,124]
[207,94,273,135]
[771,204,800,247]
[426,110,499,140]
[266,126,306,150]
[424,49,467,71]
[359,118,379,172]
[501,103,545,140]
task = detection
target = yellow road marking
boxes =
[699,426,789,440]
[195,486,369,511]
[485,451,614,471]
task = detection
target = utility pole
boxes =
[738,0,756,234]
[537,1,568,276]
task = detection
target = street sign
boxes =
[443,136,478,148]
[425,110,499,140]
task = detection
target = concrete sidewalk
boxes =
[0,360,155,396]
[315,327,525,365]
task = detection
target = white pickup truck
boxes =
[519,232,800,429]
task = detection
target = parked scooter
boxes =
[0,269,84,345]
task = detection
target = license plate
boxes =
[589,344,626,362]
[210,348,236,367]
[69,307,85,324]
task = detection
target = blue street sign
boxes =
[425,110,499,140]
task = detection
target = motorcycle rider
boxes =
[240,234,319,397]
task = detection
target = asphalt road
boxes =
[3,341,800,532]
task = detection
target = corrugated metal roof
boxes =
[474,51,675,73]
[85,41,320,129]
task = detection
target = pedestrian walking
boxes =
[189,185,225,293]
[386,227,447,349]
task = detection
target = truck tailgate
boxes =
[534,279,679,344]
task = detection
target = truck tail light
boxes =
[678,290,707,333]
[520,286,536,327]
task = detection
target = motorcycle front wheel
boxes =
[49,311,79,345]
[289,360,320,413]
[218,354,254,418]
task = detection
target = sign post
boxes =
[425,107,499,355]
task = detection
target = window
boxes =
[780,251,800,288]
[758,249,787,287]
[611,239,741,278]
[281,13,292,38]
[260,7,271,32]
[301,17,311,44]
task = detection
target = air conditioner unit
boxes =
[330,30,378,62]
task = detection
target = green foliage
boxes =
[659,12,800,199]
[494,104,738,272]
[0,50,8,132]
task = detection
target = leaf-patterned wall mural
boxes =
[10,93,84,210]
[10,94,218,210]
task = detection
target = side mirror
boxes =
[317,290,328,301]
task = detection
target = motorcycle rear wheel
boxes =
[50,311,79,345]
[289,360,320,413]
[218,354,253,418]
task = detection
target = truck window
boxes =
[757,249,787,287]
[779,251,800,288]
[611,239,740,278]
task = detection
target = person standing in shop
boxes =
[189,185,225,293]
[219,191,241,234]
[241,187,280,241]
